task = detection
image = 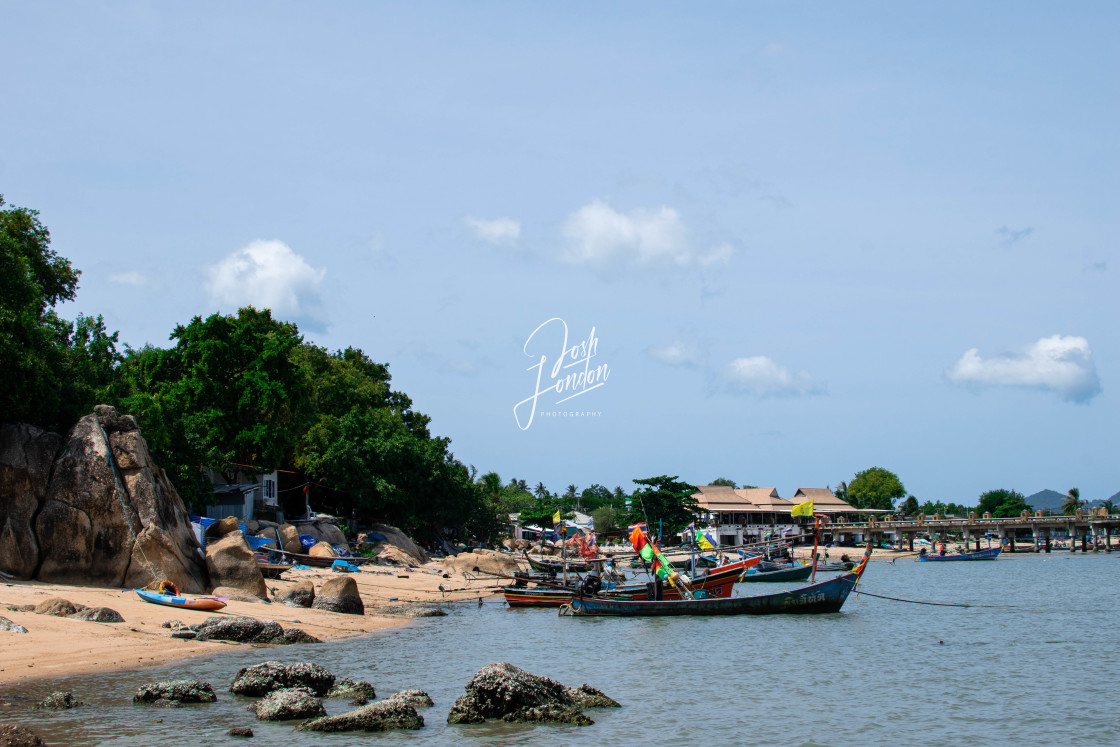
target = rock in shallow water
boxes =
[0,723,47,746]
[326,677,376,700]
[249,688,326,721]
[446,662,617,725]
[35,691,83,710]
[230,661,335,696]
[133,680,217,705]
[295,700,423,732]
[385,689,433,708]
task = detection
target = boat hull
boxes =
[135,589,227,611]
[566,571,861,616]
[739,563,814,582]
[524,554,595,574]
[919,546,1003,561]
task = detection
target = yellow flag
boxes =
[791,500,814,517]
[697,532,716,551]
[552,510,561,524]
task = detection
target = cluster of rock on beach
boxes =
[5,661,616,742]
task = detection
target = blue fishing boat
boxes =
[738,562,814,582]
[562,546,871,616]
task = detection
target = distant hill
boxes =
[1085,490,1120,508]
[1026,489,1067,511]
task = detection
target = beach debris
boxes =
[0,723,47,746]
[160,619,184,628]
[230,661,335,697]
[311,576,364,615]
[276,579,314,608]
[326,678,376,701]
[385,689,433,708]
[68,606,124,623]
[248,688,326,721]
[34,691,83,710]
[133,680,217,706]
[0,616,28,633]
[226,727,254,737]
[294,699,423,732]
[446,662,618,725]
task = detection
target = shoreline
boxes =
[0,559,505,688]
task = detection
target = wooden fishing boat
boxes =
[563,546,872,617]
[523,552,595,574]
[739,562,814,582]
[135,588,227,611]
[257,561,294,579]
[919,544,1003,561]
[504,558,758,608]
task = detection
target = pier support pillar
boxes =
[975,536,981,551]
[1070,525,1077,552]
[1082,533,1088,552]
[1106,527,1111,553]
[1093,526,1100,553]
[1032,528,1040,552]
[907,534,914,552]
[1044,531,1051,553]
[1008,533,1015,553]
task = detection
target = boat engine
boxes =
[579,573,602,597]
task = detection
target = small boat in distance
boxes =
[135,588,227,612]
[919,543,1003,561]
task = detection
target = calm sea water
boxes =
[2,553,1118,746]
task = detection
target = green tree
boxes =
[591,506,619,535]
[0,197,122,431]
[624,475,699,537]
[898,495,920,515]
[1062,487,1082,516]
[579,484,612,511]
[710,477,737,488]
[1101,500,1117,515]
[977,489,1030,518]
[846,467,905,511]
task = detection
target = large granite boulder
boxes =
[32,407,208,592]
[230,661,335,696]
[0,423,61,579]
[205,531,267,599]
[296,521,347,546]
[366,523,428,565]
[192,616,283,643]
[250,688,326,721]
[295,700,423,732]
[276,579,314,607]
[205,516,239,540]
[277,524,303,554]
[442,549,519,577]
[446,662,618,725]
[307,541,337,559]
[311,576,364,614]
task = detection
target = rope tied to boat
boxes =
[853,585,1040,611]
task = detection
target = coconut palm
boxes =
[534,482,549,500]
[1102,500,1118,516]
[1061,487,1082,516]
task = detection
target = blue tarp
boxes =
[245,535,275,550]
[299,534,318,550]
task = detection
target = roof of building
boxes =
[740,487,794,510]
[791,487,859,512]
[692,485,753,512]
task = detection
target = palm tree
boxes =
[1102,500,1118,516]
[1061,487,1082,516]
[534,482,549,500]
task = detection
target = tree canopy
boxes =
[846,467,906,511]
[977,489,1030,518]
[623,475,699,537]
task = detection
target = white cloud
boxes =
[466,216,521,245]
[718,356,823,398]
[109,271,148,286]
[946,335,1101,403]
[207,239,327,331]
[561,199,734,270]
[646,340,706,368]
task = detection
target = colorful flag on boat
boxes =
[697,531,716,551]
[782,526,794,536]
[791,500,814,517]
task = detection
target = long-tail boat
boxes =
[503,557,759,608]
[738,562,814,582]
[562,544,871,617]
[522,551,595,574]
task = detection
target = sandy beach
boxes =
[0,560,509,687]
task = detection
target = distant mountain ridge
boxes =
[1026,489,1069,511]
[1027,489,1120,510]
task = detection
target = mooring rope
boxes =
[853,586,1037,611]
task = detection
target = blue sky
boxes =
[3,2,1117,503]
